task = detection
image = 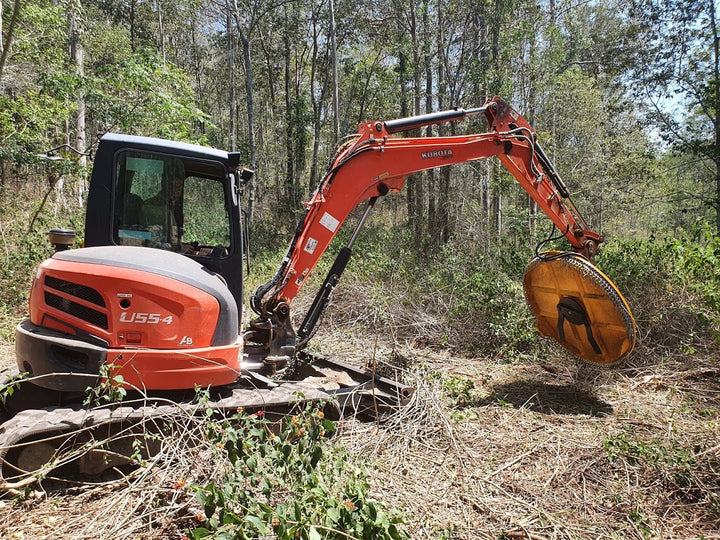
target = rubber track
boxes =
[0,381,334,486]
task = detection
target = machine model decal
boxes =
[119,312,174,325]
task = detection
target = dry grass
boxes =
[0,327,718,540]
[327,335,720,540]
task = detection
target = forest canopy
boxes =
[1,0,718,240]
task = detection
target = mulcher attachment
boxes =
[523,252,636,367]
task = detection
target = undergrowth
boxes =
[191,399,408,540]
[598,222,720,354]
[305,220,720,360]
[0,171,85,339]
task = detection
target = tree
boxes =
[225,0,269,224]
[0,2,75,159]
[631,0,720,232]
[68,0,86,167]
[85,48,207,140]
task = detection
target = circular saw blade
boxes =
[523,251,636,367]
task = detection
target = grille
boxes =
[45,276,106,307]
[44,291,109,330]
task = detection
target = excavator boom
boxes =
[247,97,610,362]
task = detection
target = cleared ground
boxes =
[0,330,718,540]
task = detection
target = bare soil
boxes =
[0,332,718,540]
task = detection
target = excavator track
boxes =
[0,385,332,489]
[0,353,413,491]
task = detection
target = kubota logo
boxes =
[421,149,453,159]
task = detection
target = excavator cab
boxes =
[84,133,247,316]
[9,134,254,397]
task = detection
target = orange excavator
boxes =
[0,97,635,487]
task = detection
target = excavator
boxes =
[0,97,635,488]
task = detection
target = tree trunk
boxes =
[436,6,450,244]
[409,2,425,242]
[424,3,436,246]
[493,160,502,237]
[242,33,257,223]
[0,1,3,79]
[711,0,720,232]
[157,0,165,63]
[0,0,21,84]
[284,15,294,209]
[308,3,328,193]
[329,0,340,144]
[398,50,416,230]
[228,0,258,223]
[191,13,204,130]
[130,0,137,51]
[227,12,236,151]
[69,1,86,169]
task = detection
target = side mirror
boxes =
[239,168,254,186]
[231,168,255,205]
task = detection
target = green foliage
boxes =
[83,364,127,406]
[604,432,695,471]
[668,222,720,311]
[0,370,28,408]
[191,402,408,540]
[630,0,720,230]
[598,222,720,313]
[0,219,55,314]
[0,169,86,334]
[603,432,696,489]
[440,375,476,408]
[0,2,76,160]
[628,507,655,540]
[428,245,537,355]
[86,48,210,141]
[315,223,537,357]
[0,89,77,160]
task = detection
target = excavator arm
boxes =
[245,97,625,366]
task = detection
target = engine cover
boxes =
[19,246,241,390]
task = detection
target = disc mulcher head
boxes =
[523,252,636,367]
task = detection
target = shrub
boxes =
[191,402,408,540]
[597,223,720,352]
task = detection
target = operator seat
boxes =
[121,193,146,228]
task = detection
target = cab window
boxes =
[113,151,231,256]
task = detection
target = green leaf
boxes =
[308,525,322,540]
[245,514,268,533]
[325,506,340,525]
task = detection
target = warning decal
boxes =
[304,238,318,254]
[320,212,340,233]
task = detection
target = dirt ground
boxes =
[0,332,718,540]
